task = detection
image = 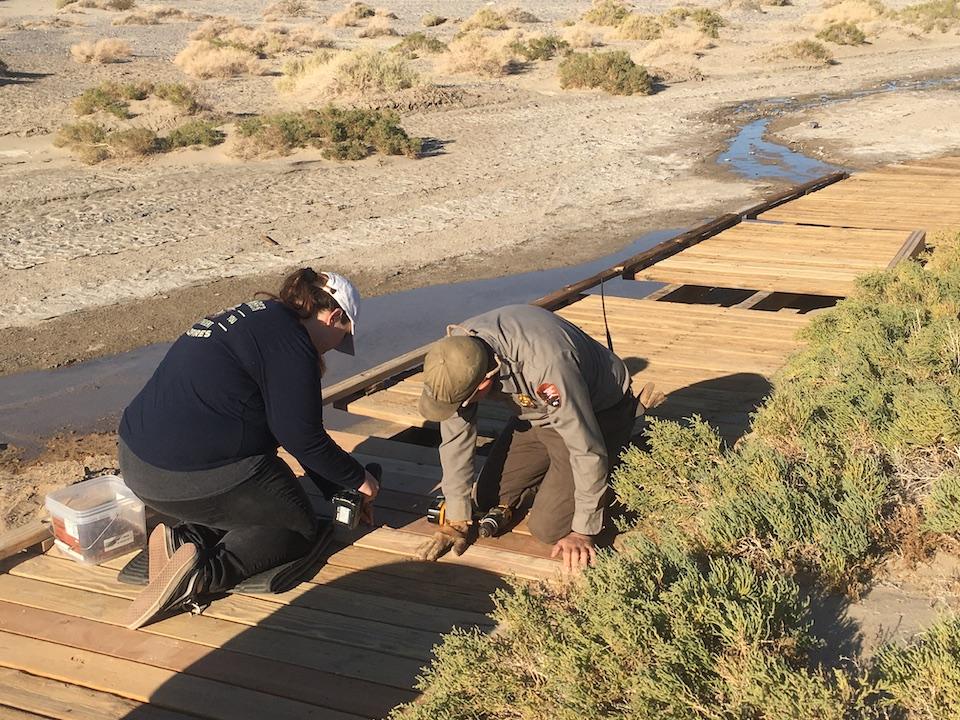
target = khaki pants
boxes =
[475,392,638,543]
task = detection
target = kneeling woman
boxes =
[119,268,379,630]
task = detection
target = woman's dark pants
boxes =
[119,440,318,593]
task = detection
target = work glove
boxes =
[637,381,665,415]
[415,521,471,561]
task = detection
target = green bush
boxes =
[106,127,160,158]
[816,21,868,45]
[558,50,653,95]
[233,106,421,160]
[153,83,201,112]
[617,13,663,40]
[390,32,448,58]
[73,81,151,118]
[582,0,631,26]
[611,235,960,591]
[922,471,960,533]
[163,119,224,149]
[392,539,869,720]
[54,122,110,163]
[873,614,960,717]
[786,39,834,64]
[510,35,571,61]
[663,6,726,37]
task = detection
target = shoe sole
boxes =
[148,523,175,584]
[125,542,199,630]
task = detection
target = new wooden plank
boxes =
[8,554,437,662]
[0,573,422,690]
[0,706,53,720]
[0,631,366,720]
[354,527,559,581]
[0,602,417,718]
[0,522,49,563]
[0,667,191,720]
[737,170,848,219]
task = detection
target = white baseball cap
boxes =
[316,271,360,355]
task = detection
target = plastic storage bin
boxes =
[45,475,146,564]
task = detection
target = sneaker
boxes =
[148,523,178,583]
[124,542,203,630]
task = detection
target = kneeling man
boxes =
[416,303,660,571]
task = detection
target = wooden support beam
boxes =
[0,522,50,564]
[886,230,926,269]
[736,171,850,219]
[731,290,773,310]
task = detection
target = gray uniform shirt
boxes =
[438,304,631,536]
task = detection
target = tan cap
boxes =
[418,336,489,422]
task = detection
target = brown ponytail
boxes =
[260,267,344,319]
[258,267,345,378]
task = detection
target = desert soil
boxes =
[1,0,960,375]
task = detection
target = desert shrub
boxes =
[509,34,570,61]
[613,236,960,591]
[421,13,446,26]
[921,471,960,533]
[500,7,541,23]
[391,32,447,57]
[327,49,417,94]
[898,0,960,31]
[558,50,653,95]
[457,7,510,33]
[391,539,871,720]
[873,614,960,717]
[617,12,663,39]
[106,127,159,158]
[615,419,891,589]
[174,41,260,78]
[262,0,309,18]
[163,119,224,148]
[356,15,396,37]
[582,0,631,25]
[327,1,374,27]
[54,122,110,163]
[441,31,521,76]
[70,38,132,63]
[113,6,189,25]
[816,20,867,44]
[279,49,418,97]
[663,6,726,37]
[778,38,834,64]
[562,23,604,47]
[233,106,420,159]
[152,83,200,112]
[73,82,147,117]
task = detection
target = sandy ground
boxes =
[1,0,960,373]
[771,87,960,164]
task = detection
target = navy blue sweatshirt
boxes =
[119,299,365,491]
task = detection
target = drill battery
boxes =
[332,462,382,529]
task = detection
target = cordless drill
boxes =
[333,462,382,530]
[477,505,512,538]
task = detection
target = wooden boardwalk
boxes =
[1,157,957,720]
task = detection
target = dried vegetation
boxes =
[69,38,132,63]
